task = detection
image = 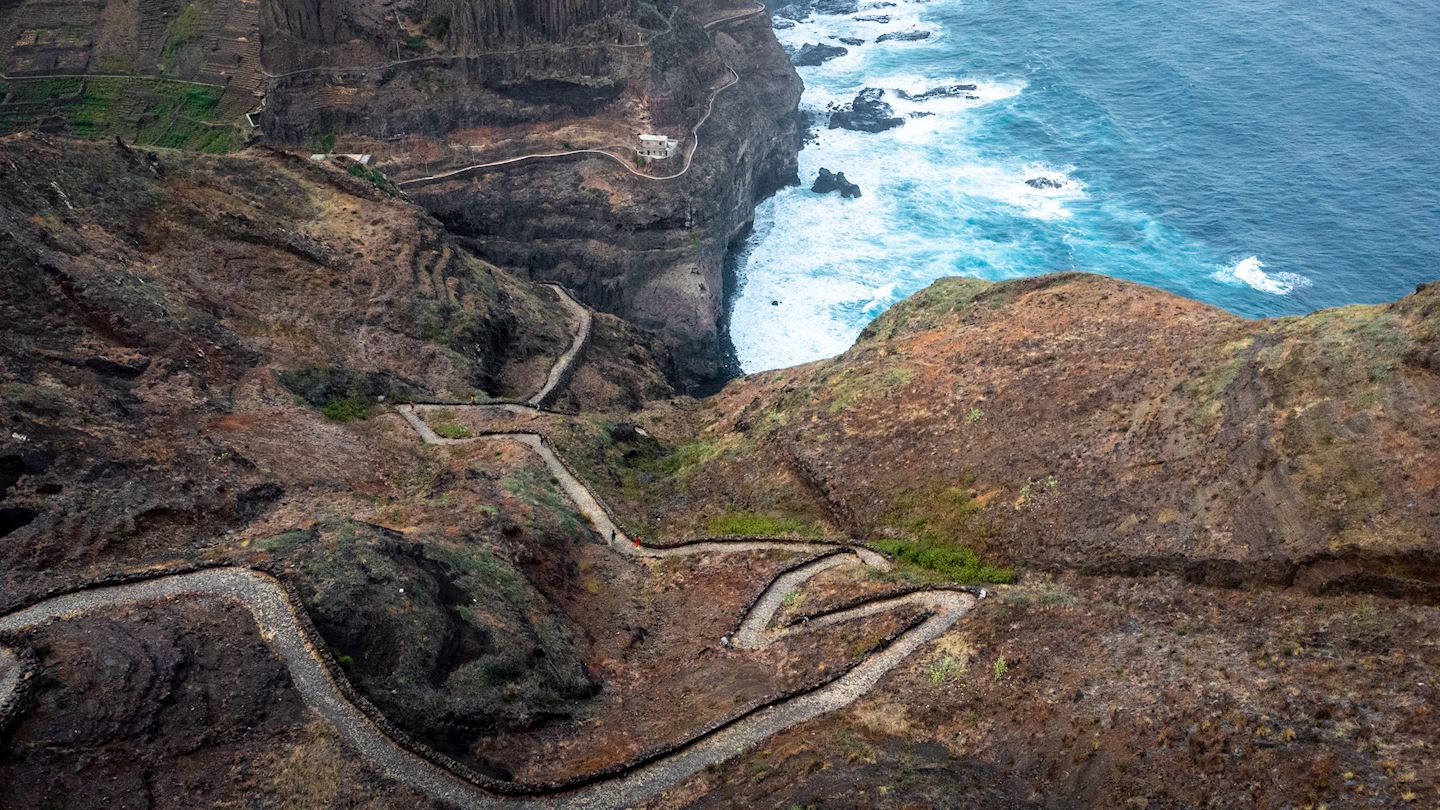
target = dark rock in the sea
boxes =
[814,0,859,14]
[866,1,897,6]
[772,17,796,28]
[812,168,863,198]
[895,83,978,101]
[792,43,848,66]
[910,111,934,118]
[772,2,810,21]
[876,29,931,42]
[1025,176,1066,190]
[827,88,904,133]
[854,14,890,22]
[838,36,866,46]
[771,300,781,306]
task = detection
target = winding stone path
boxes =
[530,284,592,407]
[0,277,985,806]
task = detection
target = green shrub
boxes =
[872,537,1014,584]
[928,655,963,684]
[319,394,372,422]
[425,14,450,39]
[347,162,400,197]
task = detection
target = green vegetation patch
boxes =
[873,537,1014,584]
[873,480,1012,583]
[705,511,823,537]
[319,394,374,422]
[0,75,240,152]
[432,420,471,439]
[347,162,400,197]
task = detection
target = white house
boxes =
[636,133,679,160]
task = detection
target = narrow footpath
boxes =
[0,283,985,808]
[396,5,766,188]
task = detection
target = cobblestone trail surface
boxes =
[0,269,984,807]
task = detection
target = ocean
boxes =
[728,0,1440,371]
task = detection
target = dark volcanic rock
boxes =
[773,3,809,22]
[772,17,796,28]
[876,29,931,42]
[1026,176,1066,189]
[896,83,979,101]
[792,42,849,66]
[814,0,860,13]
[812,168,862,198]
[828,88,905,133]
[854,14,890,22]
[838,36,866,46]
[412,9,807,391]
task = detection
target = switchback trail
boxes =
[0,269,986,808]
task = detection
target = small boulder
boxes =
[812,168,863,198]
[854,14,890,22]
[772,17,796,28]
[1025,177,1065,190]
[876,29,931,42]
[828,88,904,133]
[895,83,978,101]
[838,36,866,45]
[814,0,859,13]
[792,42,848,66]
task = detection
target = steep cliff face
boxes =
[252,0,803,391]
[408,7,805,389]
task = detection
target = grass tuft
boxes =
[432,421,471,439]
[872,537,1014,584]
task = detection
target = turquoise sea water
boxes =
[729,0,1440,371]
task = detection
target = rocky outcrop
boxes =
[828,87,904,132]
[1025,176,1065,189]
[896,83,978,101]
[876,29,931,42]
[792,42,848,66]
[811,168,862,198]
[688,273,1440,600]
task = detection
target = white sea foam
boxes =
[945,161,1086,221]
[1213,256,1310,295]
